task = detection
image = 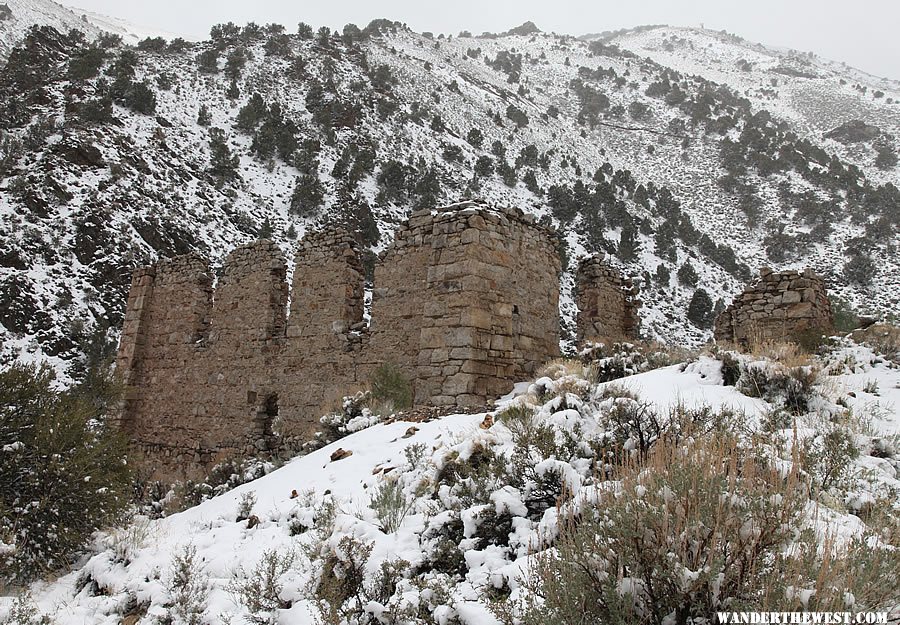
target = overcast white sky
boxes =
[67,0,900,80]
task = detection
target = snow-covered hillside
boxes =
[8,339,900,623]
[0,0,101,59]
[63,5,189,47]
[606,26,900,185]
[1,21,898,381]
[0,0,183,61]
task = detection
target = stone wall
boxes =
[714,267,833,346]
[116,202,563,480]
[574,254,641,342]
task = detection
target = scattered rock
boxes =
[330,448,353,462]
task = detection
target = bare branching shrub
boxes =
[162,545,209,625]
[800,425,860,493]
[228,549,296,625]
[0,594,50,625]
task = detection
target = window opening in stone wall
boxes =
[259,393,279,437]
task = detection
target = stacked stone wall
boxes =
[574,255,641,341]
[116,254,214,477]
[714,267,833,346]
[409,204,560,406]
[116,202,568,480]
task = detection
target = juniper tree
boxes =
[0,364,131,585]
[474,155,494,178]
[207,128,240,187]
[677,261,699,287]
[290,173,324,217]
[505,104,529,128]
[196,104,211,126]
[196,49,219,74]
[687,287,715,328]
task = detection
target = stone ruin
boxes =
[714,267,833,346]
[116,202,641,479]
[574,255,641,342]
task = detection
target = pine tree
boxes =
[0,364,131,584]
[207,128,240,187]
[498,160,517,187]
[412,165,442,209]
[290,173,324,216]
[123,81,157,115]
[225,79,241,102]
[505,104,529,128]
[224,47,247,80]
[677,261,699,287]
[196,104,211,126]
[258,217,273,239]
[236,93,267,131]
[196,49,219,74]
[474,155,494,178]
[687,288,715,328]
[617,225,639,262]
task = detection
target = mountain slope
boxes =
[0,0,184,61]
[0,21,898,380]
[8,341,900,623]
[0,0,102,59]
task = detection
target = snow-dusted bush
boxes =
[104,516,154,566]
[318,391,385,444]
[149,457,273,516]
[579,341,685,383]
[732,357,819,416]
[311,535,373,624]
[160,545,209,625]
[228,549,296,625]
[0,594,50,625]
[0,363,131,585]
[236,491,257,522]
[514,433,808,622]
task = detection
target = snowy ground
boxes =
[5,338,898,624]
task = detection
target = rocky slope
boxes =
[0,19,898,380]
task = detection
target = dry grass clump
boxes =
[850,322,900,363]
[713,336,815,368]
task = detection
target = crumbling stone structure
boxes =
[116,202,569,479]
[714,267,833,346]
[575,255,641,342]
